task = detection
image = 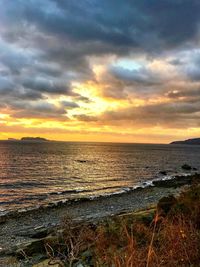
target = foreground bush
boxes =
[45,184,200,267]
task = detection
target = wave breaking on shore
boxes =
[0,171,199,219]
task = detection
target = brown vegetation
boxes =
[45,184,200,266]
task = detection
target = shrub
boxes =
[45,185,200,266]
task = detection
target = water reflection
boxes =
[0,141,200,212]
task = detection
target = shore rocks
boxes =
[0,173,199,266]
[16,226,51,239]
[159,171,167,175]
[153,179,179,188]
[153,173,200,188]
[181,163,198,171]
[181,164,192,170]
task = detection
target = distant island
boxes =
[170,138,200,145]
[7,137,50,142]
[21,137,49,142]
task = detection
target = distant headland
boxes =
[170,138,200,145]
[7,137,50,142]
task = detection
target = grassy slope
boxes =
[43,183,200,267]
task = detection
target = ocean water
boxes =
[0,141,200,214]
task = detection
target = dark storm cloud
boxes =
[2,0,200,57]
[0,77,14,92]
[75,96,92,103]
[167,87,200,102]
[0,74,44,101]
[135,0,200,47]
[1,0,200,120]
[7,0,199,48]
[60,101,79,109]
[185,57,200,81]
[0,38,37,74]
[5,89,43,101]
[22,77,71,95]
[98,65,169,100]
[168,59,183,66]
[99,100,200,128]
[35,63,62,77]
[11,101,68,120]
[110,66,163,85]
[17,90,44,100]
[187,69,200,81]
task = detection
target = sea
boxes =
[0,141,199,215]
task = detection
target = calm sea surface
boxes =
[0,141,200,214]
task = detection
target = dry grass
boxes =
[45,184,200,266]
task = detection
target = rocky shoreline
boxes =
[0,173,199,266]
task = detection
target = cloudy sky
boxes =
[1,0,200,143]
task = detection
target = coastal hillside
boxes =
[10,180,199,267]
[42,183,200,267]
[170,138,200,145]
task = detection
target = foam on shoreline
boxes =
[0,172,198,219]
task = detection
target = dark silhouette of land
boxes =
[170,138,200,145]
[21,137,49,142]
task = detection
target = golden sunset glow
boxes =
[1,1,200,143]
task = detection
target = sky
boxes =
[1,0,200,143]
